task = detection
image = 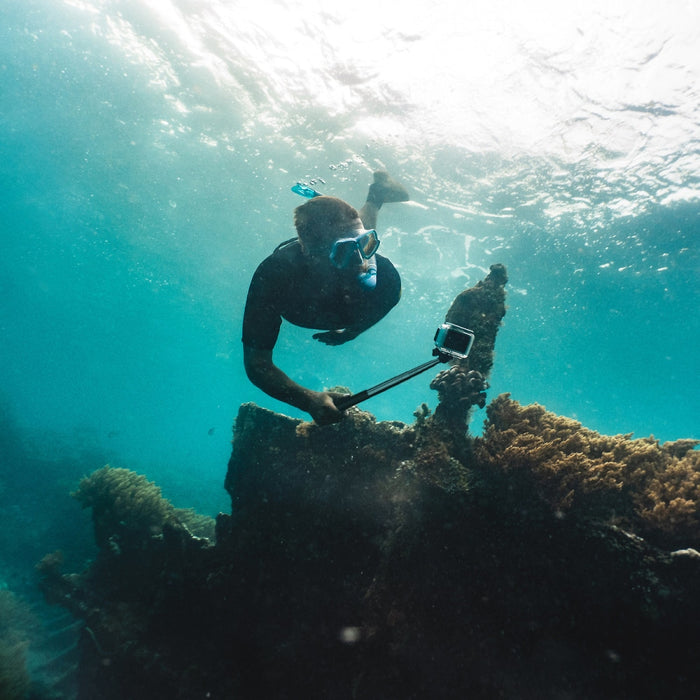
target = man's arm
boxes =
[243,345,343,425]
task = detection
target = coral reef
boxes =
[35,266,700,699]
[72,466,178,551]
[35,402,700,699]
[71,465,215,554]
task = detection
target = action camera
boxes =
[434,322,475,360]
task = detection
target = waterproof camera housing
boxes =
[434,322,475,360]
[334,321,478,411]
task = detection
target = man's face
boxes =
[303,217,372,273]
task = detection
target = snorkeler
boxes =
[242,171,409,425]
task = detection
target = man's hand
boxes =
[244,345,346,426]
[312,329,358,346]
[307,391,345,425]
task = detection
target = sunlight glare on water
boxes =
[65,0,700,226]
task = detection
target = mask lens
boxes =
[358,230,380,258]
[329,230,380,268]
[330,239,360,268]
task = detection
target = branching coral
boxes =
[475,394,700,545]
[72,466,178,551]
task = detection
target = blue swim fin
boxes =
[291,182,322,198]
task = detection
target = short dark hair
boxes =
[293,196,359,250]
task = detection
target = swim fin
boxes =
[291,182,322,198]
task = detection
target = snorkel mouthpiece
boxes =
[358,257,377,289]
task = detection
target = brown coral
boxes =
[72,465,178,551]
[475,394,700,546]
[638,449,700,538]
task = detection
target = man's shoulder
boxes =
[254,239,302,277]
[376,252,396,269]
[376,253,400,282]
[272,238,303,262]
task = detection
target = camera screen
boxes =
[434,323,474,359]
[443,328,472,354]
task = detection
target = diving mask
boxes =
[329,230,380,269]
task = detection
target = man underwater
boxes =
[242,171,409,425]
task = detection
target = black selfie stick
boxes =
[333,349,452,411]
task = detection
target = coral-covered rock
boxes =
[474,393,700,548]
[444,262,508,379]
[39,401,700,699]
[72,466,178,552]
[429,263,508,433]
[36,264,700,699]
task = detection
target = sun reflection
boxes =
[60,0,700,219]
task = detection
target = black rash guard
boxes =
[242,239,401,351]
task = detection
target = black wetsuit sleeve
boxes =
[241,256,285,351]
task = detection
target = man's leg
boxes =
[359,171,409,229]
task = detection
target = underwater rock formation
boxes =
[38,402,700,699]
[37,266,700,699]
[429,263,507,435]
[445,262,508,378]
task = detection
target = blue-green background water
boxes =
[1,0,698,580]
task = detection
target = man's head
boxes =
[294,196,362,255]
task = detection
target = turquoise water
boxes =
[1,0,698,542]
